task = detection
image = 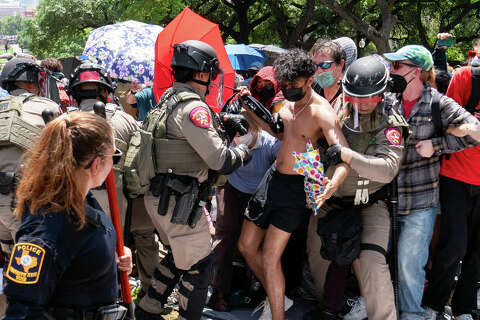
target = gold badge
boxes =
[6,242,45,284]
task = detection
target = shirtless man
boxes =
[238,48,349,320]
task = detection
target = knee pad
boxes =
[184,252,215,288]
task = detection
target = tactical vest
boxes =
[0,93,40,151]
[123,87,214,198]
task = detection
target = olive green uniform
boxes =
[0,89,59,255]
[78,99,160,293]
[307,96,407,320]
[139,82,247,320]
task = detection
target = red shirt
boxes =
[403,98,419,118]
[440,66,480,185]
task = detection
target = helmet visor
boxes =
[206,67,224,109]
[341,95,387,133]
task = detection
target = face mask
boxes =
[389,74,407,94]
[471,56,480,67]
[258,86,275,105]
[314,71,336,89]
[282,81,307,102]
[234,132,254,146]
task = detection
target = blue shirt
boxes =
[228,131,281,194]
[133,87,157,121]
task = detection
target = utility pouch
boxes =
[150,174,170,216]
[188,182,210,228]
[95,304,127,320]
[0,172,15,195]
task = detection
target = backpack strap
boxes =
[431,93,443,138]
[466,67,480,114]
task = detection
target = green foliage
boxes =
[0,15,24,36]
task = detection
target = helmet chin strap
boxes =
[191,78,211,95]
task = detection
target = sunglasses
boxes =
[316,61,335,70]
[392,61,418,70]
[84,148,123,169]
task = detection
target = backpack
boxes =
[123,88,201,198]
[0,93,40,151]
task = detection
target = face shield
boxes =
[205,67,224,109]
[341,94,388,133]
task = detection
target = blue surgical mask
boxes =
[315,71,336,89]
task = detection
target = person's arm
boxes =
[339,127,405,183]
[432,33,452,72]
[125,81,141,106]
[316,107,350,206]
[416,95,480,158]
[446,122,480,142]
[116,246,133,275]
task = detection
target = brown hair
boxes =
[15,112,113,228]
[40,58,63,73]
[420,68,436,85]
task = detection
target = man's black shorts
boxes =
[246,169,310,233]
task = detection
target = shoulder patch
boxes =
[189,107,210,128]
[385,128,402,146]
[6,242,46,284]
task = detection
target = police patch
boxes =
[189,107,210,128]
[6,242,45,284]
[385,128,402,146]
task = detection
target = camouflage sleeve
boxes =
[349,127,405,183]
[181,104,244,172]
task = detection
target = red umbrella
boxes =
[153,7,235,112]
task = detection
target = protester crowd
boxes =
[0,29,478,320]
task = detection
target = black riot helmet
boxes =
[0,57,42,91]
[67,61,115,102]
[342,55,389,98]
[171,40,220,81]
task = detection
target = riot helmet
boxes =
[67,62,114,102]
[341,56,390,133]
[171,40,224,104]
[0,57,42,91]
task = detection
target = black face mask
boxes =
[258,86,275,104]
[282,84,306,102]
[389,74,407,94]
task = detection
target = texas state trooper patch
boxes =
[189,107,210,128]
[6,242,45,284]
[385,128,402,146]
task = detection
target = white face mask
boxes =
[471,56,480,67]
[234,132,254,146]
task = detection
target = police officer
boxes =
[306,56,408,320]
[0,57,59,261]
[3,112,131,320]
[67,62,161,300]
[136,40,252,320]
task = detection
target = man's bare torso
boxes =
[276,93,334,174]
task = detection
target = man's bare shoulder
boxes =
[310,95,337,124]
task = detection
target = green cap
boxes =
[383,45,433,71]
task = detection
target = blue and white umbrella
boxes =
[225,44,266,71]
[83,20,163,83]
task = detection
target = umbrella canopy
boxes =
[153,7,235,112]
[225,44,265,71]
[83,20,163,83]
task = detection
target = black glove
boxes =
[270,112,284,134]
[326,144,343,165]
[237,144,253,166]
[220,112,249,141]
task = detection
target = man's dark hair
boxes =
[172,66,195,83]
[312,39,347,71]
[274,49,316,82]
[435,70,451,94]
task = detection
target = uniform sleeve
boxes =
[3,236,60,319]
[112,111,141,144]
[181,105,244,172]
[431,94,480,154]
[349,127,405,183]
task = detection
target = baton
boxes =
[94,102,135,319]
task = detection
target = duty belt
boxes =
[47,304,127,320]
[327,186,387,209]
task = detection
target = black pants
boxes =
[422,176,480,315]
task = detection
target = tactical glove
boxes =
[326,144,343,165]
[220,113,249,141]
